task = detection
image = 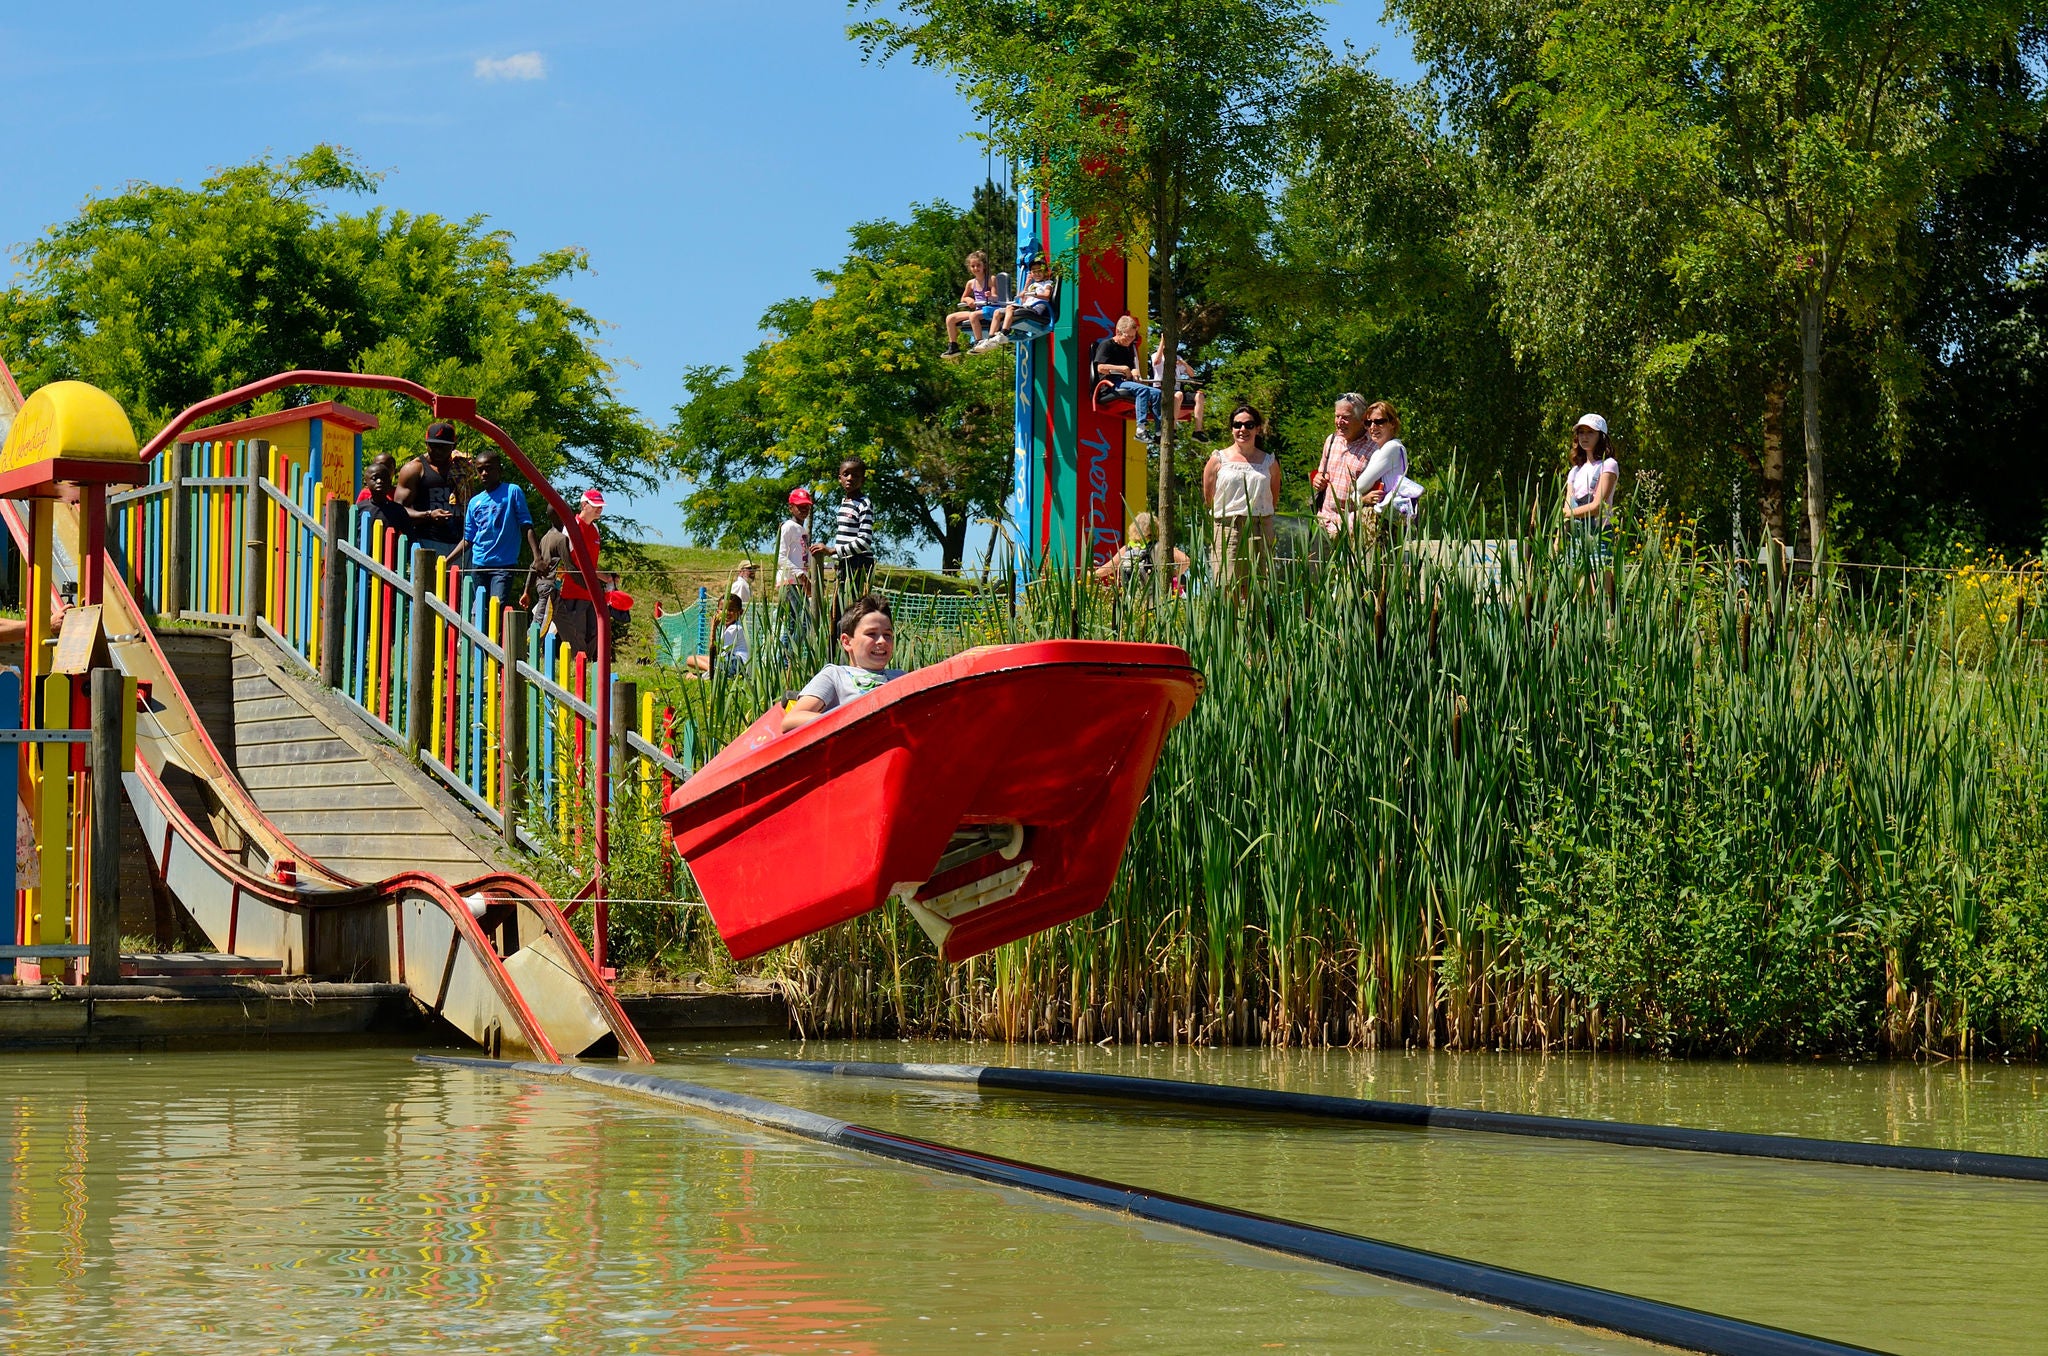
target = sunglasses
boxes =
[1365,417,1393,427]
[1231,419,1258,430]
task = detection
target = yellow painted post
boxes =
[1124,243,1150,532]
[33,675,69,947]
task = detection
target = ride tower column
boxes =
[1008,184,1152,577]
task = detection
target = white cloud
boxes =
[474,51,546,81]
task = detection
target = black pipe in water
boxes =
[418,1055,1888,1356]
[731,1057,2048,1184]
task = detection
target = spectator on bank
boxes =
[1565,413,1620,554]
[685,593,749,677]
[1093,511,1190,591]
[1202,404,1281,590]
[811,458,875,601]
[1354,401,1413,529]
[544,489,607,658]
[1311,393,1386,540]
[1092,315,1162,445]
[452,450,540,606]
[778,487,815,606]
[360,454,453,545]
[943,251,1001,359]
[729,558,757,606]
[394,420,468,557]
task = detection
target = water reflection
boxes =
[0,1051,1653,1354]
[670,1040,2048,1356]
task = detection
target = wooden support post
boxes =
[241,442,269,635]
[405,545,431,758]
[164,443,188,620]
[610,677,637,796]
[88,669,123,985]
[318,498,348,688]
[501,608,529,847]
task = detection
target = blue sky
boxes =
[0,1,1418,548]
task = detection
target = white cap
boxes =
[1575,413,1609,435]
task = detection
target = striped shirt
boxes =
[832,494,875,560]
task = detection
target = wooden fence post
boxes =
[318,499,348,688]
[164,443,188,620]
[88,669,124,985]
[241,440,269,635]
[500,608,529,848]
[610,677,637,799]
[405,546,432,758]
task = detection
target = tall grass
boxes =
[593,488,2048,1056]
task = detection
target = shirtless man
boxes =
[394,420,468,557]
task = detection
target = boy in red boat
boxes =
[781,594,905,732]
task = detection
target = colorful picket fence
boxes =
[106,453,174,617]
[110,453,694,859]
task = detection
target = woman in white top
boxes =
[1202,404,1281,591]
[1564,413,1619,557]
[1353,400,1411,526]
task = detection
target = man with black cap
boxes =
[395,419,469,557]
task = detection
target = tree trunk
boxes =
[1800,292,1826,575]
[941,507,969,575]
[1154,222,1179,601]
[1760,375,1788,547]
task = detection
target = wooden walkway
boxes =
[157,631,501,884]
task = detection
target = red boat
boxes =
[664,641,1201,961]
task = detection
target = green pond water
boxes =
[2,1041,2043,1354]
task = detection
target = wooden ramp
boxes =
[224,640,497,883]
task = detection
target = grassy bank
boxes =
[546,503,2048,1057]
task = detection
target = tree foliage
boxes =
[668,187,1016,569]
[0,146,656,495]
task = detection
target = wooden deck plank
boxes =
[248,784,416,812]
[288,829,483,856]
[234,695,306,722]
[269,808,471,836]
[237,762,390,790]
[234,716,339,747]
[234,740,358,769]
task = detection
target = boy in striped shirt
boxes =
[814,457,875,601]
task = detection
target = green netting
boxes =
[878,587,1005,633]
[655,592,711,665]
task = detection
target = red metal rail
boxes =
[135,371,618,971]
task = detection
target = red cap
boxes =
[580,488,606,511]
[787,487,813,507]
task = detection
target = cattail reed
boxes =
[599,474,2048,1058]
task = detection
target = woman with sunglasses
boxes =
[1202,404,1282,590]
[1351,401,1413,529]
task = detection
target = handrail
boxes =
[137,369,617,964]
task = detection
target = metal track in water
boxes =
[731,1057,2048,1184]
[419,1054,1889,1356]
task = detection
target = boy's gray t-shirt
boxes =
[800,664,906,713]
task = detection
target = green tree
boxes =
[0,146,655,495]
[669,192,1017,569]
[854,0,1323,583]
[1515,0,2043,555]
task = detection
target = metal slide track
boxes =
[0,364,647,1061]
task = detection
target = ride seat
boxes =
[1006,277,1061,341]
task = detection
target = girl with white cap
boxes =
[1565,413,1619,553]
